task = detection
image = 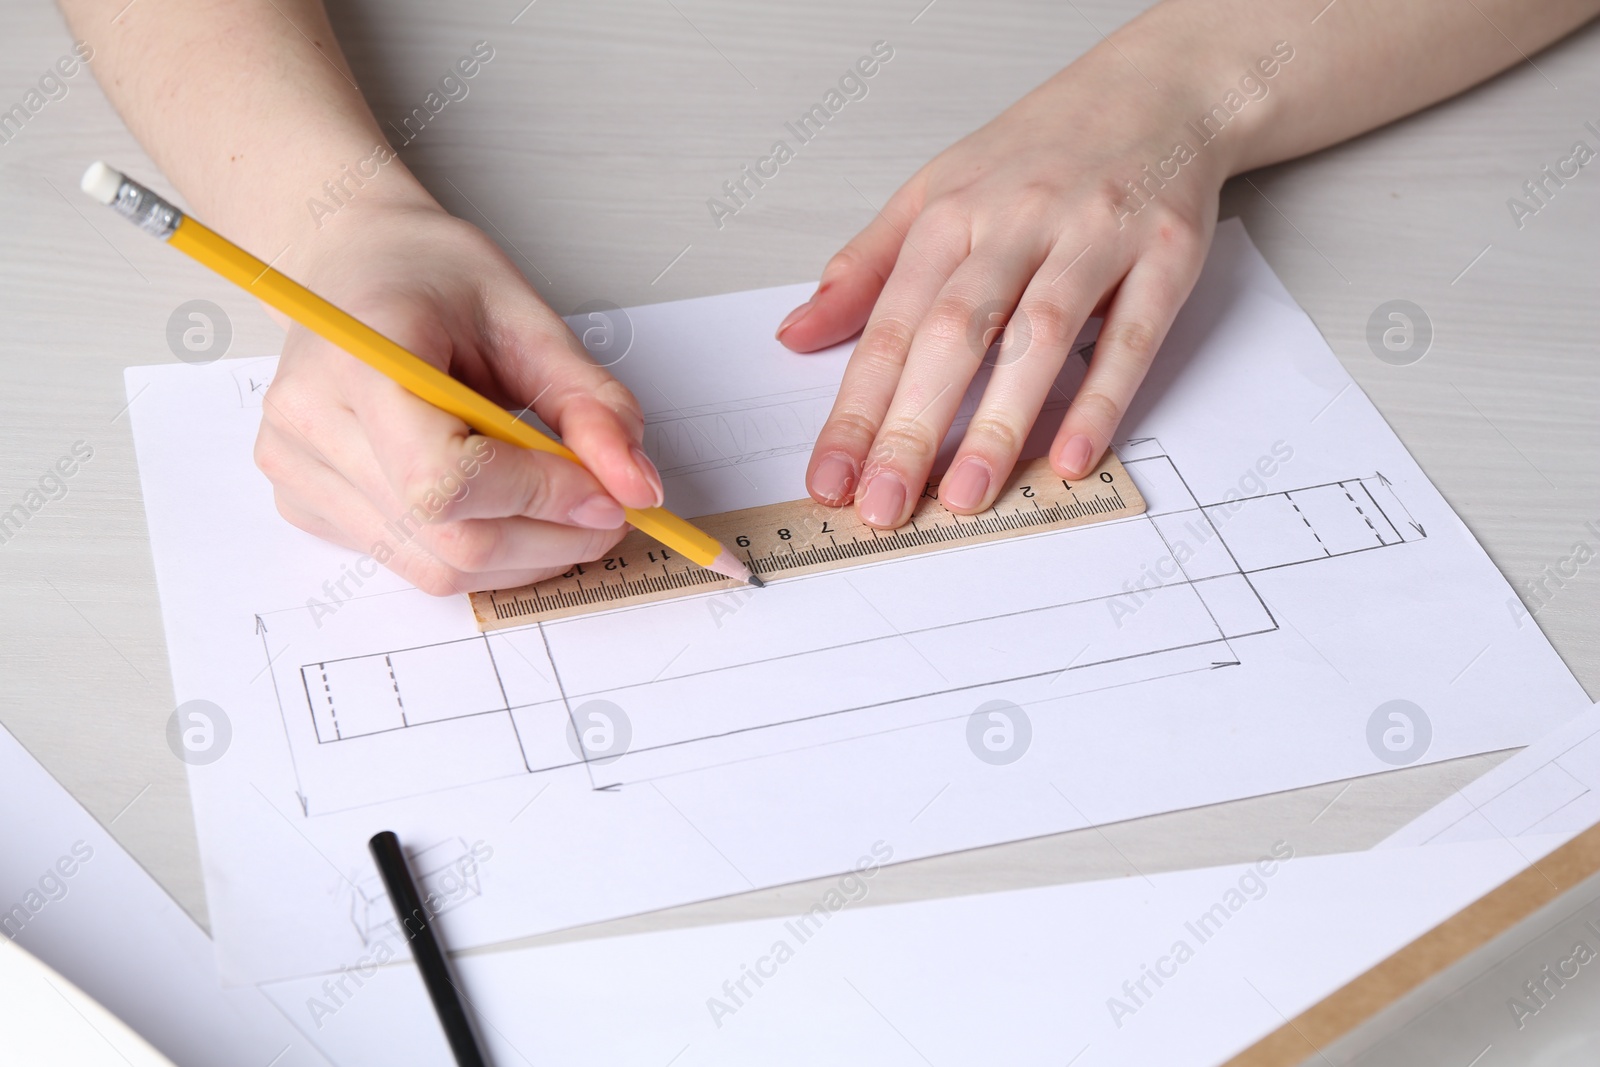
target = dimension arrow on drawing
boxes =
[1376,472,1425,537]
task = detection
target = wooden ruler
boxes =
[469,451,1145,630]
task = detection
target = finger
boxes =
[338,378,630,531]
[540,381,662,513]
[326,343,632,531]
[439,441,627,529]
[269,443,624,596]
[421,439,625,529]
[312,288,660,517]
[939,239,1114,512]
[286,491,621,594]
[777,177,926,353]
[1050,249,1203,478]
[487,315,665,513]
[271,489,358,551]
[261,367,451,530]
[412,515,626,580]
[858,238,1050,526]
[805,208,970,508]
[260,434,464,589]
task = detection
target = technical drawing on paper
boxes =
[257,436,1428,815]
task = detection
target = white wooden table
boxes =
[1,0,1594,945]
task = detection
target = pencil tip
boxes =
[710,547,760,587]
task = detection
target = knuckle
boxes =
[511,464,554,518]
[425,519,501,574]
[1101,320,1161,367]
[253,433,287,484]
[583,527,627,560]
[1012,180,1062,219]
[271,490,309,531]
[1150,203,1205,248]
[856,315,917,369]
[1094,176,1134,225]
[408,559,469,597]
[821,407,881,451]
[923,295,979,348]
[1070,390,1124,435]
[921,194,971,231]
[261,380,316,439]
[1017,300,1072,350]
[869,424,936,470]
[428,495,465,525]
[592,376,644,423]
[397,459,456,511]
[962,415,1025,459]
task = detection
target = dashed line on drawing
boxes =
[386,654,407,726]
[1286,494,1330,556]
[1340,483,1385,546]
[319,664,341,740]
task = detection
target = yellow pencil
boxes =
[82,161,761,588]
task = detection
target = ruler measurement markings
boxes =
[469,452,1145,629]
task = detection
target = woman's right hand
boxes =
[255,196,664,595]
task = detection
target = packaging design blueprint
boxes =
[123,220,1589,984]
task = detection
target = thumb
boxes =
[777,181,923,352]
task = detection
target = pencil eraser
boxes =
[80,161,123,204]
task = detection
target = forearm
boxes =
[57,0,433,267]
[1101,0,1600,177]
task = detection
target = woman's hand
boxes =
[778,45,1232,527]
[256,197,664,595]
[71,0,1600,577]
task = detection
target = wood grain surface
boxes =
[0,0,1593,942]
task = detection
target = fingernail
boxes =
[630,445,666,507]
[942,457,991,511]
[776,292,817,338]
[858,471,907,527]
[811,453,856,503]
[569,493,626,529]
[1060,434,1093,477]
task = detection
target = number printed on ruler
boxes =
[469,451,1146,630]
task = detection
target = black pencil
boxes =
[368,830,488,1067]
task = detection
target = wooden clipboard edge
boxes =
[1222,819,1600,1066]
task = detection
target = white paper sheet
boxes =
[5,700,1587,1067]
[1384,704,1600,850]
[0,724,331,1067]
[252,840,1539,1067]
[247,705,1600,1066]
[1,701,1533,1067]
[124,218,1588,985]
[1,938,176,1066]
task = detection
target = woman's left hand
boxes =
[777,44,1233,527]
